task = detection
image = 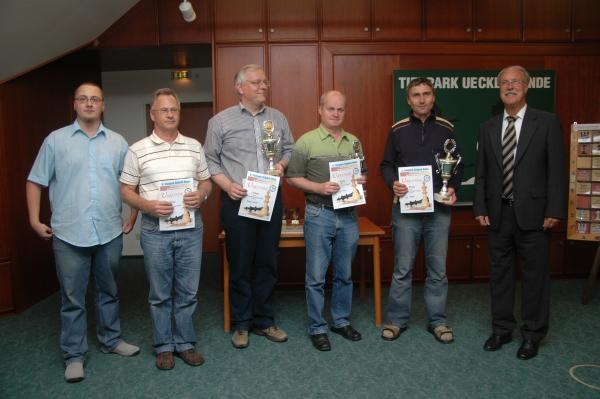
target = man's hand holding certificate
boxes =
[238,171,280,221]
[329,158,366,209]
[159,178,196,231]
[397,166,434,213]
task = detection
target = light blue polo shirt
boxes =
[28,121,129,247]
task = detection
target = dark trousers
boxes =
[221,191,283,331]
[488,202,551,342]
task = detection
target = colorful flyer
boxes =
[238,171,280,221]
[398,165,434,213]
[329,158,366,209]
[159,178,195,231]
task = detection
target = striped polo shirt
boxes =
[120,131,211,201]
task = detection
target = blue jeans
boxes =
[140,213,203,354]
[387,205,451,328]
[304,203,359,335]
[53,235,123,365]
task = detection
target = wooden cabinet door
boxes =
[424,0,473,41]
[471,236,490,279]
[573,0,600,41]
[446,237,474,280]
[214,45,266,112]
[214,0,266,42]
[371,0,422,40]
[523,0,571,41]
[158,0,211,44]
[321,0,371,41]
[474,0,522,41]
[268,0,318,41]
[549,233,566,276]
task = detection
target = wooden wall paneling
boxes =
[523,0,571,41]
[573,0,600,41]
[158,0,211,44]
[473,0,522,41]
[371,0,422,41]
[96,0,159,48]
[0,263,14,315]
[269,44,320,212]
[213,45,266,113]
[330,53,400,227]
[0,52,100,312]
[321,0,371,41]
[214,0,266,42]
[268,0,318,41]
[424,0,473,41]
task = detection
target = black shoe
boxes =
[310,333,331,351]
[517,340,539,360]
[483,333,512,351]
[331,325,362,341]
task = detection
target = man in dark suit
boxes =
[473,65,567,360]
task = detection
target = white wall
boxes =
[101,68,213,255]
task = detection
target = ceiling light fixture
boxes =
[179,0,196,23]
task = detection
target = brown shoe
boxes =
[176,348,204,366]
[254,326,288,343]
[231,330,249,349]
[156,351,175,370]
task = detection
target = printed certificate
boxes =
[329,158,366,209]
[159,178,195,231]
[238,171,280,221]
[398,165,434,213]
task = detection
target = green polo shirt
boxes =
[287,124,364,206]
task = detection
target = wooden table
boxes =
[219,216,385,332]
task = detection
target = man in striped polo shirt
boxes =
[120,88,212,370]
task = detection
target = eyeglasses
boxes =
[152,107,180,115]
[246,79,271,88]
[499,79,525,87]
[75,96,103,104]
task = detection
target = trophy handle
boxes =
[434,153,441,173]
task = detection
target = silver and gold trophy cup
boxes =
[434,139,461,203]
[353,139,365,170]
[260,120,280,175]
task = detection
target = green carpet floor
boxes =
[0,256,599,399]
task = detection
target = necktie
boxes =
[502,116,517,198]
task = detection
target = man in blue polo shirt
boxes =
[26,82,139,383]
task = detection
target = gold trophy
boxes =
[434,138,461,203]
[260,120,280,175]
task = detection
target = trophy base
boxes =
[434,193,451,203]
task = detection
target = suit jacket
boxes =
[473,107,567,231]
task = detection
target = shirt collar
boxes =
[71,120,106,137]
[317,124,350,142]
[503,104,527,120]
[409,108,437,124]
[238,102,266,116]
[150,130,183,144]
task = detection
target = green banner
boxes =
[393,70,555,203]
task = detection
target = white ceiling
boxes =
[0,0,140,83]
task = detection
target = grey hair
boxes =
[152,88,181,108]
[234,64,265,86]
[497,65,531,85]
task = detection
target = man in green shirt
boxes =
[287,90,366,351]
